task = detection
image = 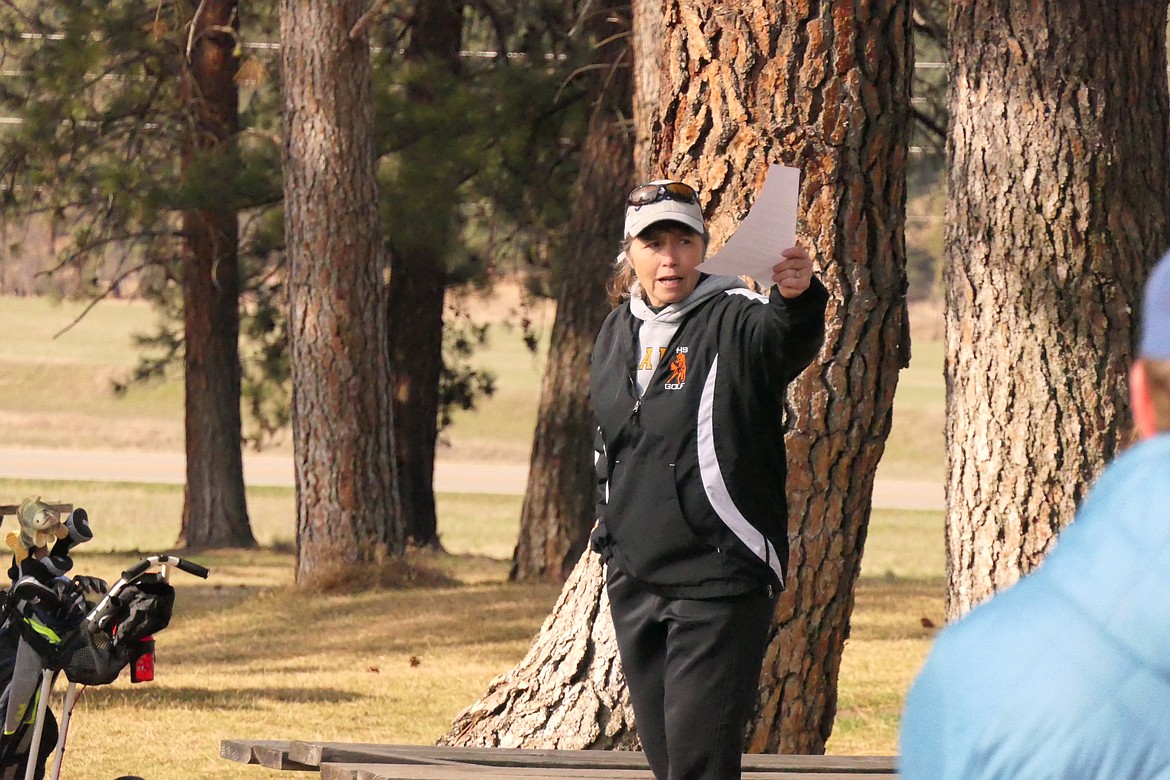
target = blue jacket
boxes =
[900,434,1170,779]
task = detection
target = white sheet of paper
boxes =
[696,164,800,286]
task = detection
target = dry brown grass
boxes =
[46,549,564,779]
[31,549,940,778]
[298,556,462,593]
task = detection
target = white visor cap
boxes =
[623,180,705,239]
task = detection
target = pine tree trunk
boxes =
[510,10,633,583]
[446,0,911,753]
[944,1,1170,618]
[444,550,637,747]
[387,260,445,548]
[280,0,404,584]
[639,1,911,755]
[178,0,255,548]
[386,0,464,549]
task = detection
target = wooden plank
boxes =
[220,739,293,766]
[255,742,317,772]
[741,775,898,780]
[289,742,895,774]
[320,764,364,780]
[291,742,648,770]
[746,754,897,773]
[321,763,896,780]
[322,763,654,780]
[0,502,71,518]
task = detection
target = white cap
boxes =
[624,180,705,238]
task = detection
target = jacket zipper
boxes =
[628,370,641,417]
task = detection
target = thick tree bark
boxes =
[510,9,633,583]
[178,0,255,549]
[944,1,1170,618]
[644,2,911,755]
[444,550,637,747]
[281,0,404,585]
[446,0,911,753]
[386,0,464,549]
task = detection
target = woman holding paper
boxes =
[589,178,827,780]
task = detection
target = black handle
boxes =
[121,559,153,581]
[122,554,211,582]
[174,558,210,579]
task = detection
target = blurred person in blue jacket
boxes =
[899,250,1170,779]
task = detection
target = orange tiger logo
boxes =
[666,351,687,387]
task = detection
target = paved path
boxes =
[0,447,943,510]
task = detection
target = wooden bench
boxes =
[0,502,72,519]
[221,740,898,779]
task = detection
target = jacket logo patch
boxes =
[665,348,687,390]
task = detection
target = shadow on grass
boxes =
[163,579,561,667]
[73,685,363,710]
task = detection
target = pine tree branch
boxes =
[350,0,390,41]
[912,106,946,143]
[186,0,208,61]
[49,260,156,339]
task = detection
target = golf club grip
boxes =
[122,559,153,580]
[121,555,210,581]
[174,558,210,579]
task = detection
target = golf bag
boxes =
[0,573,85,780]
[0,556,195,780]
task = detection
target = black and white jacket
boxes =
[589,273,828,598]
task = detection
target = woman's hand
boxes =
[772,246,813,299]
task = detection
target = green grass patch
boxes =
[876,338,945,482]
[434,492,523,559]
[862,509,944,580]
[0,295,161,368]
[439,320,548,462]
[0,478,523,559]
[1,295,946,475]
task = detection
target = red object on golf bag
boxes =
[130,636,154,683]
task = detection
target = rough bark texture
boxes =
[178,0,255,548]
[281,0,404,584]
[643,2,912,755]
[510,11,634,583]
[444,550,637,748]
[385,0,464,549]
[446,0,911,754]
[944,1,1170,618]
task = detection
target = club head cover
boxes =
[40,553,75,578]
[16,555,52,583]
[15,497,62,551]
[65,508,92,545]
[4,531,27,564]
[50,508,94,560]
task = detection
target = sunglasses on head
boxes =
[627,181,699,207]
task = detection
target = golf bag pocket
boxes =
[55,623,128,686]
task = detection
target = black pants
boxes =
[606,567,775,780]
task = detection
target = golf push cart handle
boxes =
[122,555,211,581]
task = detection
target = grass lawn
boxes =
[0,293,946,777]
[0,501,943,777]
